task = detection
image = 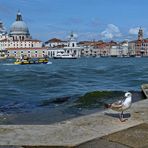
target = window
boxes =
[21,51,23,53]
[35,50,37,53]
[28,51,30,53]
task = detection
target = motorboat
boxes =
[14,57,49,65]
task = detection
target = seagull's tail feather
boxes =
[104,103,111,109]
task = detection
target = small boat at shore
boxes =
[14,57,49,65]
[141,84,148,98]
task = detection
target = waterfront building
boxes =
[110,41,129,57]
[63,32,82,57]
[140,39,148,56]
[135,28,143,56]
[128,28,148,57]
[0,21,8,58]
[80,41,113,57]
[45,38,68,48]
[0,11,48,58]
[128,40,136,56]
[79,41,101,57]
[47,32,83,58]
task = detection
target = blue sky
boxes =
[0,0,148,41]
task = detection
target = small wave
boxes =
[47,61,52,64]
[2,63,15,66]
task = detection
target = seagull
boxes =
[104,92,132,122]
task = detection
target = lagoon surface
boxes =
[0,57,147,124]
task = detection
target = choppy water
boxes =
[0,57,147,124]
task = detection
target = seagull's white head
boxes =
[125,92,132,98]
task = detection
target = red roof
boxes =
[45,38,63,43]
[143,39,148,43]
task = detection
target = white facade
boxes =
[0,39,42,49]
[48,48,65,58]
[110,42,129,57]
[45,39,68,48]
[48,32,83,58]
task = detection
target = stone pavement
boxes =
[0,99,147,147]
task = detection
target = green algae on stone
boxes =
[75,91,124,108]
[0,128,14,134]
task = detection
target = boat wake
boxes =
[3,63,15,66]
[47,61,52,64]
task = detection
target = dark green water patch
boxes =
[39,96,71,107]
[75,90,145,108]
[75,91,124,108]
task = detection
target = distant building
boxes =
[79,41,115,57]
[79,41,103,57]
[63,32,82,57]
[45,38,68,48]
[47,32,83,58]
[110,41,129,57]
[0,11,48,58]
[128,40,136,56]
[138,27,143,40]
[128,28,148,57]
[0,21,7,58]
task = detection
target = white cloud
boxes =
[100,24,122,40]
[129,27,139,35]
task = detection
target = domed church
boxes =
[9,11,31,41]
[0,11,48,58]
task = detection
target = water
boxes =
[0,57,147,124]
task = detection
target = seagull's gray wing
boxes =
[111,99,124,111]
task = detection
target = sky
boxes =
[0,0,148,41]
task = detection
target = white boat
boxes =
[53,53,77,59]
[135,55,141,58]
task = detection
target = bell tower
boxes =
[138,27,143,40]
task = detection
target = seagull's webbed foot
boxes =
[119,111,128,122]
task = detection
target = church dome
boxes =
[9,11,30,36]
